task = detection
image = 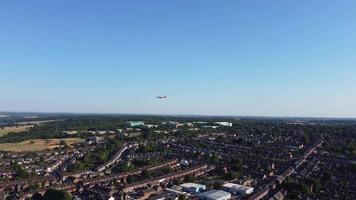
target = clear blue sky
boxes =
[1,1,356,117]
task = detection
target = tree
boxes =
[59,140,68,148]
[11,162,29,179]
[321,172,332,182]
[32,193,44,200]
[223,171,239,180]
[126,175,137,184]
[161,166,172,174]
[213,181,223,189]
[153,185,160,191]
[210,153,220,163]
[43,189,71,200]
[301,134,310,144]
[184,175,195,182]
[230,157,243,173]
[141,169,152,179]
[306,178,321,192]
[178,194,187,200]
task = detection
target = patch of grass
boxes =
[0,138,83,152]
[0,125,34,137]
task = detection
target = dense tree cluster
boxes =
[282,176,322,199]
[11,162,29,179]
[32,189,71,200]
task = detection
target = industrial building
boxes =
[222,183,254,196]
[199,190,231,200]
[215,122,233,127]
[126,121,145,127]
[180,182,206,194]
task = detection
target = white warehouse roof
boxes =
[199,189,231,200]
[222,183,254,195]
[215,122,232,127]
[181,182,206,188]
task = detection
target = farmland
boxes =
[0,125,34,137]
[0,138,83,152]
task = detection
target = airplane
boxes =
[156,95,167,99]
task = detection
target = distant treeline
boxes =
[1,115,356,145]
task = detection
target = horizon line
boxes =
[1,110,356,120]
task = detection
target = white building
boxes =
[181,183,206,194]
[126,121,145,127]
[215,122,233,127]
[165,187,187,196]
[222,183,254,196]
[168,121,179,126]
[199,190,231,200]
[145,124,158,128]
[202,125,219,129]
